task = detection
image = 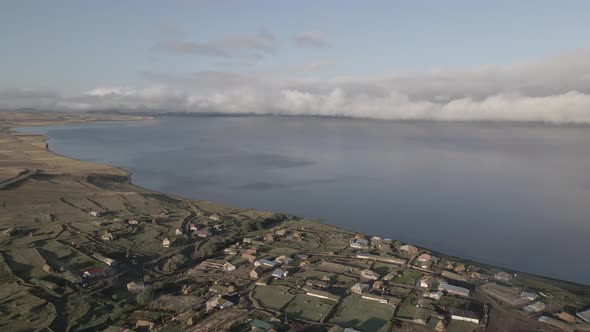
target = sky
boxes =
[1,0,590,123]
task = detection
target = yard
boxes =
[329,294,393,332]
[252,285,295,310]
[283,294,334,322]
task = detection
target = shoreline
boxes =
[5,114,589,287]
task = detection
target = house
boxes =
[420,275,435,288]
[520,291,537,301]
[417,253,432,261]
[495,271,513,282]
[162,238,171,248]
[350,239,369,249]
[438,282,470,297]
[128,219,139,225]
[82,267,107,279]
[250,319,275,332]
[576,308,590,322]
[306,279,331,289]
[196,229,212,238]
[219,299,234,309]
[209,214,221,221]
[524,301,546,313]
[127,281,145,293]
[450,309,480,324]
[91,253,116,266]
[372,280,384,290]
[426,291,444,301]
[557,311,577,323]
[135,320,155,331]
[101,232,114,241]
[383,271,398,281]
[42,264,53,273]
[400,244,419,255]
[275,229,287,236]
[189,223,198,231]
[245,248,258,255]
[243,237,254,244]
[213,224,223,231]
[351,282,369,294]
[296,254,309,260]
[175,229,183,236]
[254,259,277,268]
[275,255,293,265]
[242,253,257,263]
[223,261,236,272]
[272,269,288,278]
[89,211,101,217]
[263,234,274,242]
[360,269,380,280]
[250,266,264,279]
[224,248,238,255]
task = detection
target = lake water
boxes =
[20,117,590,284]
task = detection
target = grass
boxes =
[252,285,295,310]
[329,294,393,332]
[393,269,422,285]
[283,294,334,322]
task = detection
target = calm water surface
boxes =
[20,117,590,284]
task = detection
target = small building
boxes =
[224,248,238,255]
[92,253,116,266]
[306,279,331,289]
[383,271,398,281]
[275,255,294,265]
[275,229,288,236]
[127,281,145,293]
[524,301,546,313]
[213,224,223,231]
[135,320,155,331]
[577,308,590,322]
[372,280,384,290]
[89,211,101,217]
[417,253,432,261]
[350,239,369,249]
[450,309,480,324]
[250,266,264,279]
[175,229,183,236]
[272,268,288,278]
[101,232,114,241]
[82,267,107,279]
[296,254,309,260]
[494,271,513,282]
[162,238,171,248]
[254,259,277,268]
[360,269,380,280]
[42,264,53,273]
[426,291,444,301]
[250,319,275,332]
[196,229,211,238]
[420,275,435,288]
[128,219,139,225]
[438,282,470,297]
[209,214,221,221]
[400,244,419,255]
[557,311,577,323]
[241,253,257,263]
[351,282,369,294]
[189,223,198,231]
[520,291,537,301]
[263,234,274,242]
[223,261,236,272]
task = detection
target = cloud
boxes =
[295,31,328,48]
[0,88,60,109]
[151,29,276,59]
[4,45,590,124]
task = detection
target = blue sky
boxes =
[1,1,590,123]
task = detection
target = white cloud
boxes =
[3,46,590,124]
[151,29,276,59]
[295,31,329,48]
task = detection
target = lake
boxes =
[19,116,590,284]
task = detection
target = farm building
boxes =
[438,282,470,297]
[351,282,369,294]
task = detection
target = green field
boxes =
[252,285,295,310]
[329,294,393,332]
[283,294,334,322]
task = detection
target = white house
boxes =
[162,238,171,248]
[450,309,480,324]
[351,282,369,294]
[272,268,288,278]
[175,229,183,236]
[254,259,277,268]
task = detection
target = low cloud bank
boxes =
[2,46,590,124]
